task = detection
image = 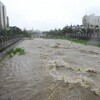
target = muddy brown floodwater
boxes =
[0,38,100,100]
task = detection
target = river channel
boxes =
[0,38,100,100]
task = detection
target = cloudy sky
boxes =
[1,0,100,31]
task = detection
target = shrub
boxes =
[6,47,25,58]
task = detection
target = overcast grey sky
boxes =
[1,0,100,31]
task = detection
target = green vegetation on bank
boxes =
[54,36,100,47]
[42,26,100,47]
[42,25,100,47]
[0,26,32,37]
[56,37,88,45]
[6,47,25,58]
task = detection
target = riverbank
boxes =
[46,36,100,47]
[0,38,100,100]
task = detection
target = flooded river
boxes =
[0,38,100,100]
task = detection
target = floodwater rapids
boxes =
[0,38,100,100]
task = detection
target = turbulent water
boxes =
[0,38,100,100]
[44,39,100,96]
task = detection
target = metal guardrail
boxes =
[67,33,100,41]
[0,36,23,52]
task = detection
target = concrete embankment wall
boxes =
[0,38,24,60]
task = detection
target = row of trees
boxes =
[43,25,100,37]
[1,25,99,38]
[43,26,79,37]
[42,26,73,37]
[0,26,31,37]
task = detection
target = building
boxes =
[82,14,100,30]
[0,1,9,29]
[66,25,83,31]
[7,16,9,28]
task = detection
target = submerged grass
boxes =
[54,36,100,47]
[55,36,88,45]
[6,47,25,58]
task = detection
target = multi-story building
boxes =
[0,1,9,29]
[7,16,9,28]
[82,14,100,30]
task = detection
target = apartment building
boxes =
[0,1,9,29]
[82,14,100,29]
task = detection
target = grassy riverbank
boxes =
[52,36,100,47]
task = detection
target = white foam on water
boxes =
[45,59,100,96]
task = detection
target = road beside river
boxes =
[0,38,100,100]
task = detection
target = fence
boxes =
[0,36,23,52]
[67,32,100,41]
